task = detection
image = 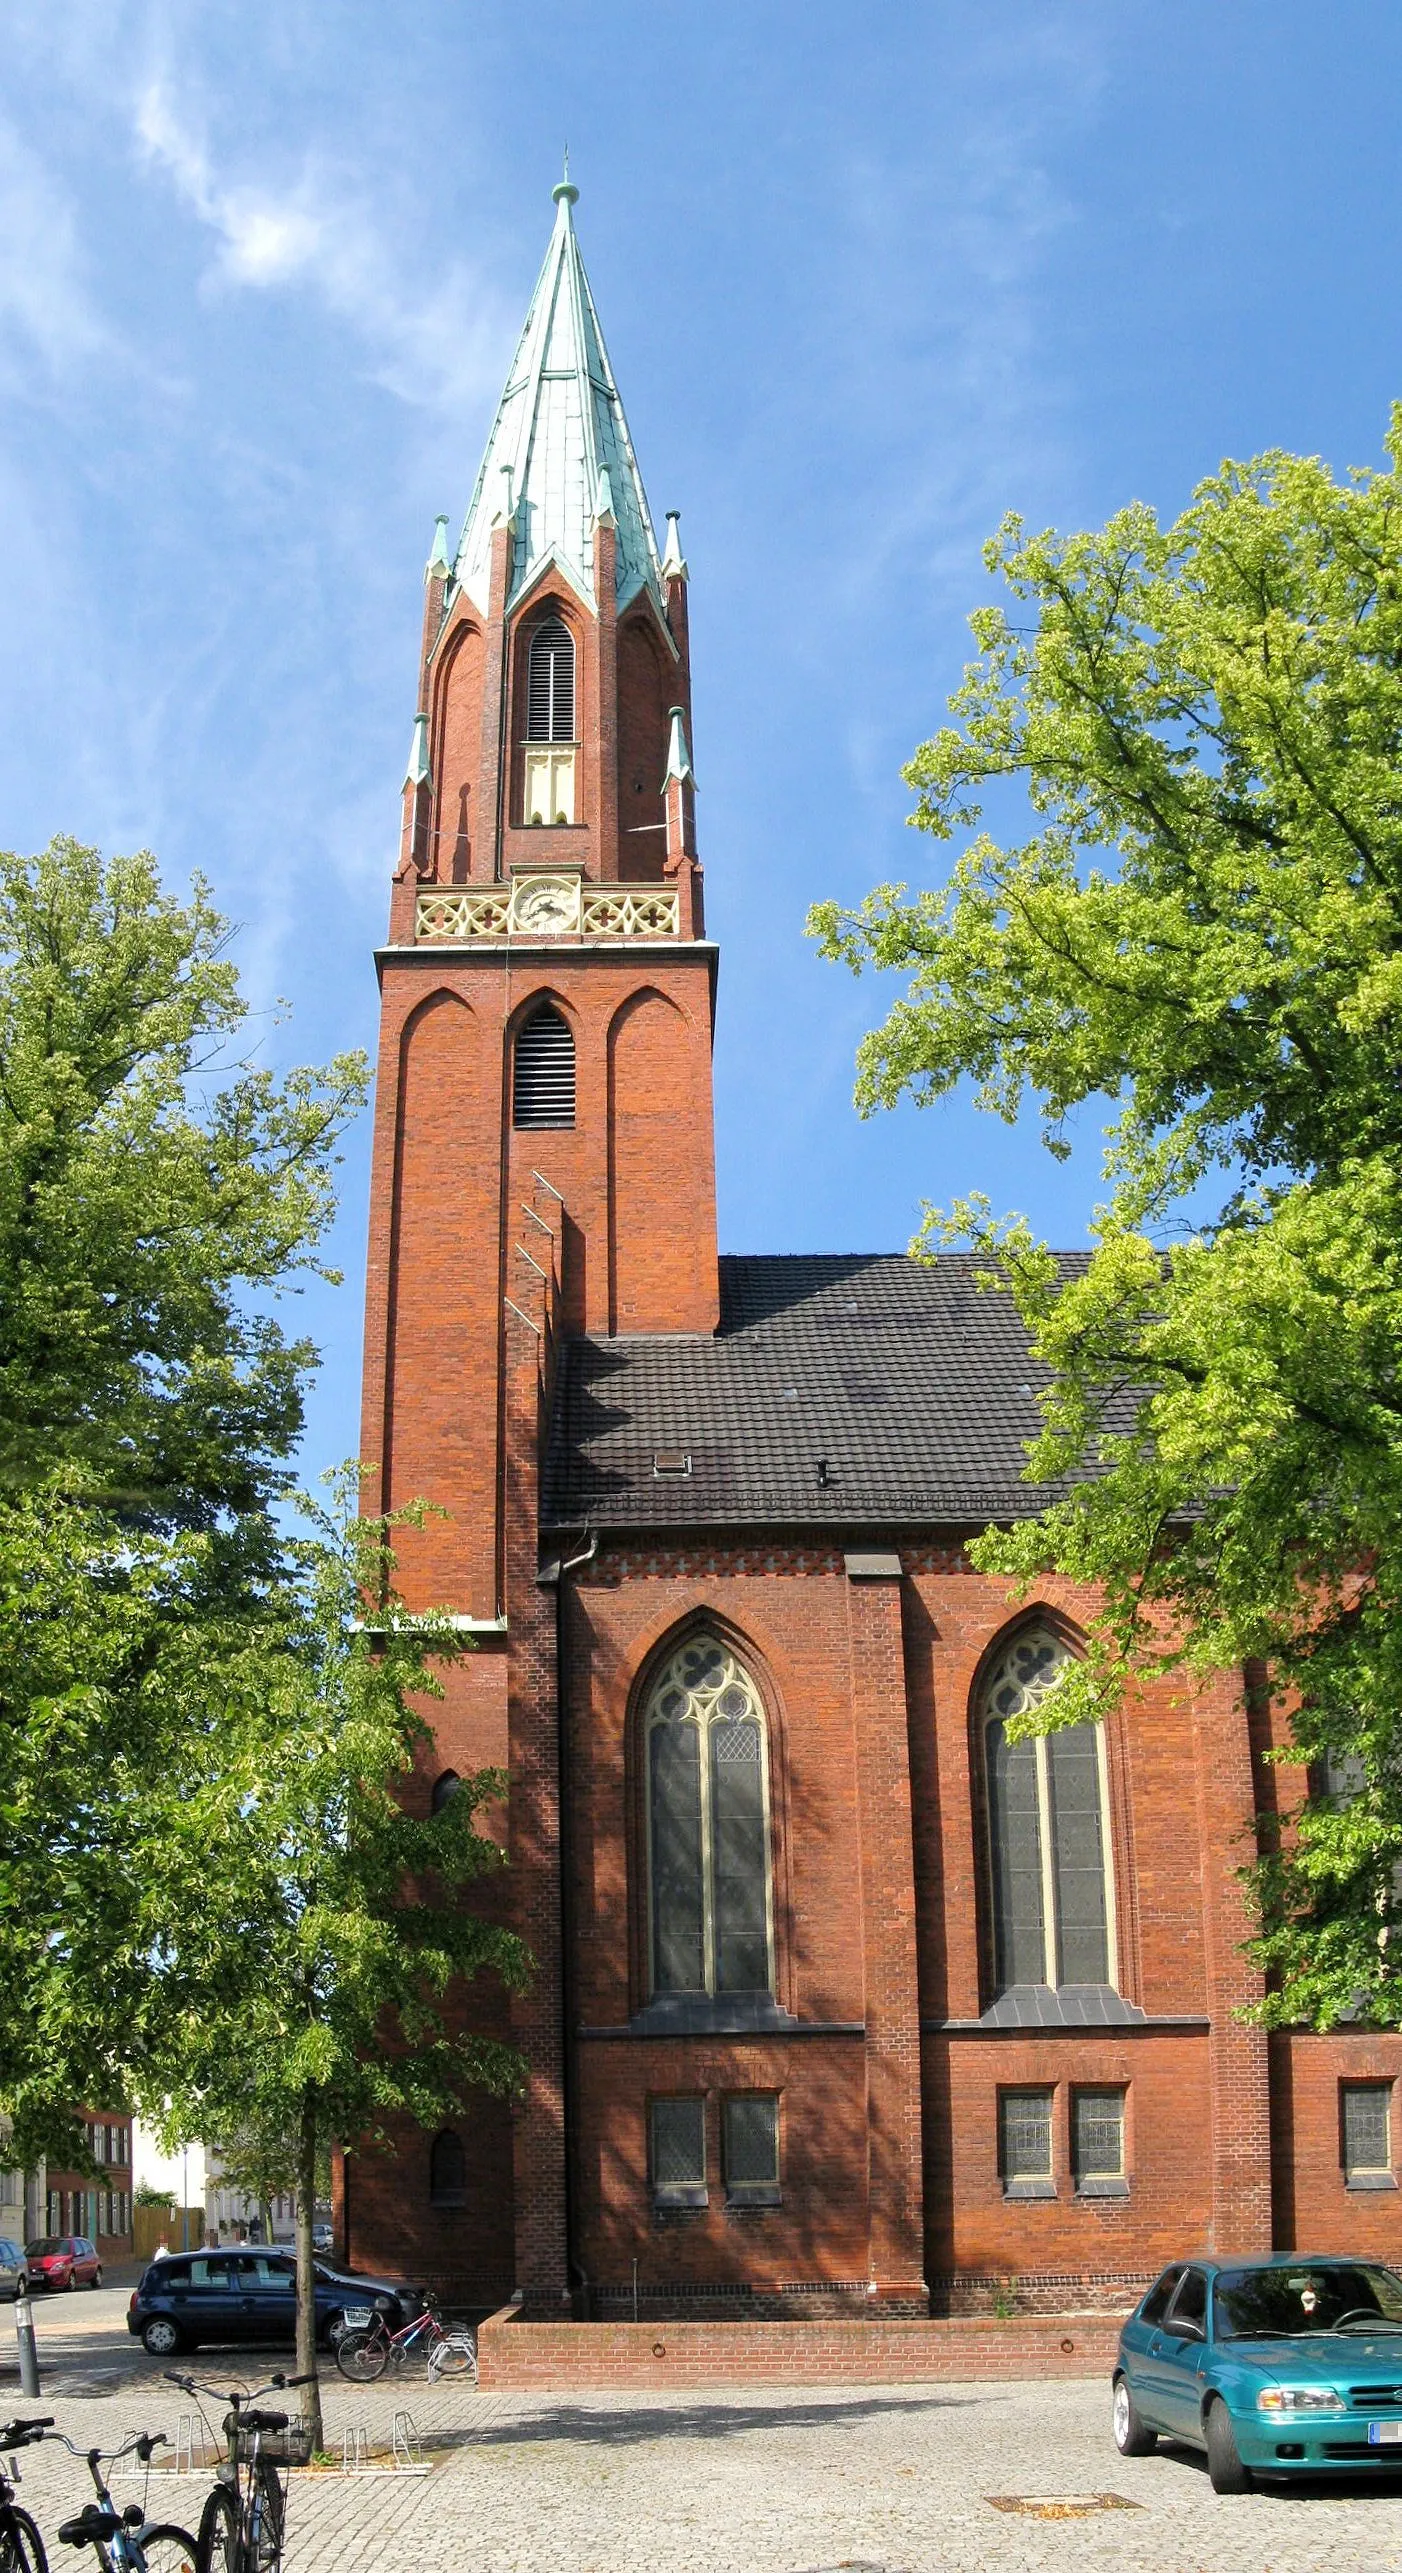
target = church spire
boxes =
[452,177,664,622]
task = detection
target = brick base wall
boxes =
[581,2271,1149,2320]
[476,2305,1125,2388]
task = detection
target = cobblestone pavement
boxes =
[9,2306,1402,2572]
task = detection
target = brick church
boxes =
[342,179,1402,2319]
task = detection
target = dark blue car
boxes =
[1115,2255,1402,2490]
[126,2247,426,2356]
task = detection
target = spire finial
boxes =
[552,147,578,210]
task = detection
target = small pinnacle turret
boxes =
[661,511,688,584]
[663,705,695,787]
[403,710,431,789]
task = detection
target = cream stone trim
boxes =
[416,879,679,942]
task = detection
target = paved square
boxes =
[9,2288,1402,2570]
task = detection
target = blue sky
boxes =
[0,2,1397,1478]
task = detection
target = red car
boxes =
[25,2235,102,2290]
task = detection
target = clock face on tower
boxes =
[513,877,578,936]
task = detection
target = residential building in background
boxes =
[43,2112,132,2255]
[131,2126,294,2246]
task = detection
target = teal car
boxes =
[1114,2256,1402,2491]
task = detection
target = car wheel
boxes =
[1205,2398,1251,2495]
[1112,2373,1157,2457]
[91,2267,103,2289]
[141,2314,184,2357]
[65,2270,76,2290]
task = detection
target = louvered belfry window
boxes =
[512,1003,575,1129]
[982,1626,1114,1996]
[646,1636,774,1998]
[526,616,575,742]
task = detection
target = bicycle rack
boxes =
[111,2428,146,2482]
[336,2414,430,2477]
[173,2413,217,2473]
[392,2412,427,2473]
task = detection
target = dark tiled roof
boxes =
[542,1250,1098,1532]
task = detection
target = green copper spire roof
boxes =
[453,179,664,621]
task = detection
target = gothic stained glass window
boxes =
[981,1626,1114,1995]
[645,1637,774,1999]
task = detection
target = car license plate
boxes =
[342,2307,373,2328]
[1368,2422,1402,2444]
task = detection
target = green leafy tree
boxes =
[0,837,367,2150]
[811,408,1402,2029]
[152,1479,527,2449]
[0,836,365,1524]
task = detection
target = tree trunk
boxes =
[294,2091,323,2454]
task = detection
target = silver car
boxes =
[0,2238,29,2300]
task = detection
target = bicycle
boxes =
[0,2415,53,2573]
[42,2429,196,2573]
[161,2372,313,2573]
[333,2293,475,2383]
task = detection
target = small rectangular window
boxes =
[723,2095,780,2204]
[1073,2087,1128,2196]
[650,2097,707,2206]
[1342,2081,1394,2187]
[999,2087,1055,2197]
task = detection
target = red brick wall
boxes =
[427,613,485,882]
[558,1541,1253,2311]
[606,989,718,1332]
[360,948,719,1621]
[373,987,502,1616]
[571,2043,874,2303]
[477,2305,1123,2388]
[1271,2030,1402,2254]
[929,2034,1212,2284]
[615,608,672,876]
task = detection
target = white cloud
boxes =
[134,83,325,286]
[133,78,506,417]
[0,117,112,376]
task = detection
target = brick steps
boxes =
[476,2304,1123,2389]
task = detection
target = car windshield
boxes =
[26,2240,65,2256]
[1216,2264,1402,2339]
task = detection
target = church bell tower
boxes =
[360,171,719,1622]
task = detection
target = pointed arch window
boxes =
[526,617,575,742]
[523,616,576,824]
[646,1636,774,1998]
[512,1003,575,1129]
[981,1626,1115,1995]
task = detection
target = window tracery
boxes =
[645,1636,773,1998]
[980,1625,1115,1995]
